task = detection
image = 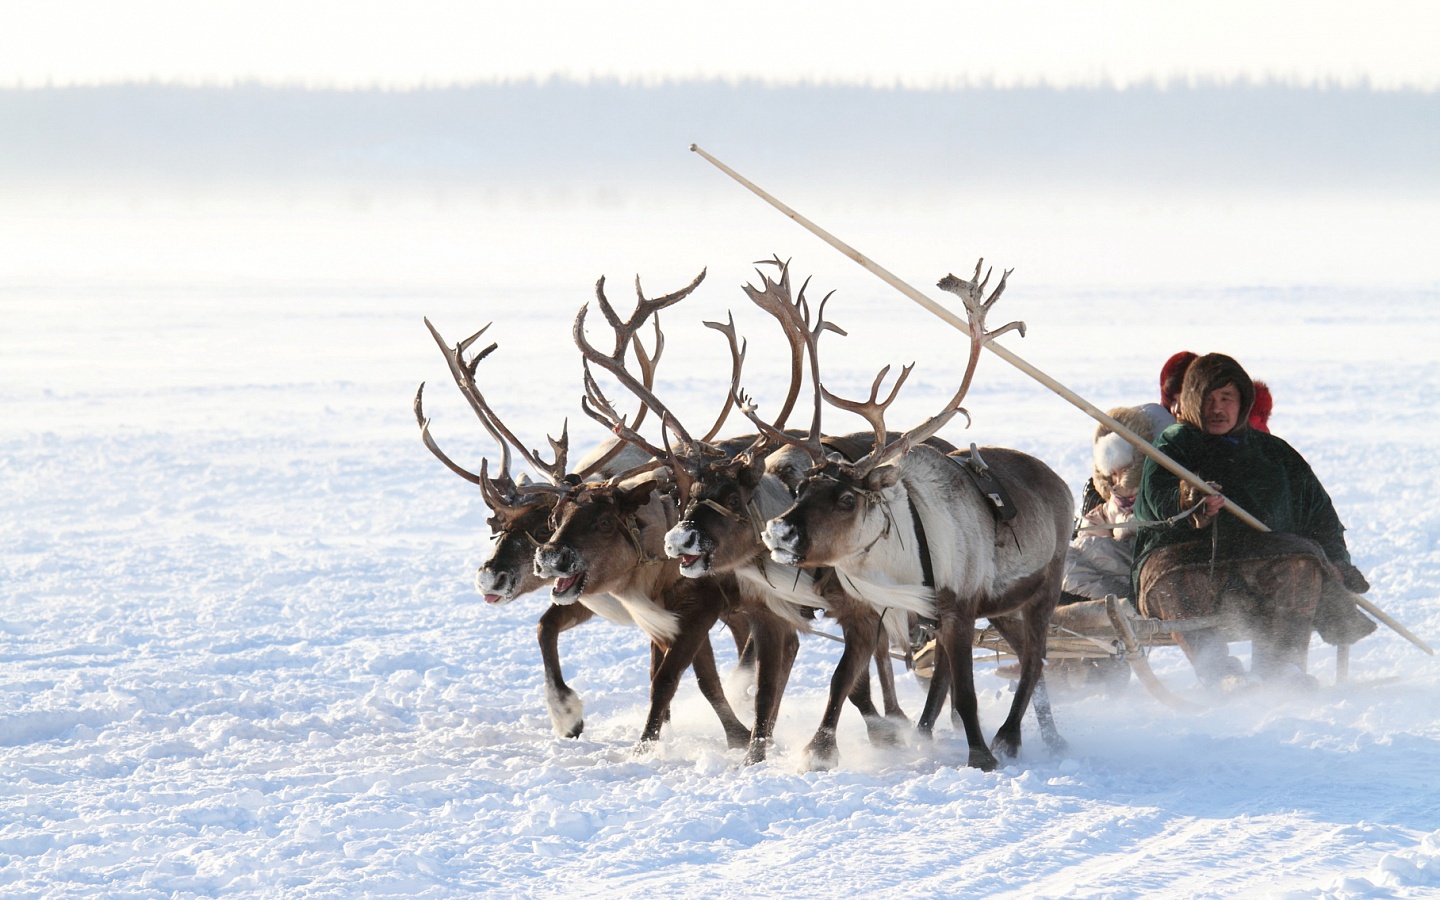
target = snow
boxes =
[3,83,1440,897]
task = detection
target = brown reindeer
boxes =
[528,270,787,753]
[415,274,750,741]
[561,281,820,763]
[759,260,1073,771]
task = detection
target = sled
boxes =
[906,595,1361,712]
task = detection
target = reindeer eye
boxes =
[725,493,741,511]
[837,492,857,512]
[597,515,615,535]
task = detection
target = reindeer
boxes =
[415,273,750,741]
[655,260,939,769]
[758,260,1073,771]
[531,270,776,753]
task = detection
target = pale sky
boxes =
[6,0,1440,90]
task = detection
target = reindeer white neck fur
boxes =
[749,465,934,640]
[821,445,1066,605]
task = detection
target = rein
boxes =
[620,513,668,567]
[1073,499,1207,536]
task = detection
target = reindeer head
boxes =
[470,463,563,604]
[533,473,669,602]
[661,258,837,578]
[760,258,1023,568]
[664,439,775,577]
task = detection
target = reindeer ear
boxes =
[864,464,902,492]
[615,477,661,513]
[737,453,768,490]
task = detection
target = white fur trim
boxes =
[834,569,937,620]
[1093,432,1137,477]
[545,684,584,737]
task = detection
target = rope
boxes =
[1073,499,1207,536]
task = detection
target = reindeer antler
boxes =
[422,317,571,487]
[828,257,1024,478]
[699,312,747,443]
[576,267,744,463]
[732,257,847,466]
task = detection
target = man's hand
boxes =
[1337,562,1371,594]
[1181,481,1225,528]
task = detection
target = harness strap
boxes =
[906,493,941,629]
[621,515,666,566]
[906,495,936,589]
[952,444,1018,524]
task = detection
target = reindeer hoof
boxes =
[864,716,904,747]
[632,735,660,756]
[968,747,1000,771]
[546,689,585,738]
[804,749,839,772]
[724,727,752,751]
[803,731,839,770]
[1041,730,1069,755]
[742,738,772,766]
[991,731,1021,761]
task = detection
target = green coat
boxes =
[1131,424,1352,592]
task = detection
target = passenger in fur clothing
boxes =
[1132,353,1375,690]
[1062,405,1172,603]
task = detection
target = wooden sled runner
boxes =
[902,595,1365,712]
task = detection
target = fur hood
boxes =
[1177,353,1255,437]
[1091,404,1173,501]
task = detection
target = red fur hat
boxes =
[1249,381,1273,433]
[1159,351,1198,411]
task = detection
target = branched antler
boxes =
[825,257,1024,478]
[576,303,697,450]
[576,268,739,467]
[422,317,570,486]
[820,363,916,460]
[733,256,848,466]
[593,270,705,362]
[936,257,1025,343]
[699,312,746,443]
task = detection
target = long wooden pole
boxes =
[691,143,1433,657]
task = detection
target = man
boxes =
[1131,353,1374,689]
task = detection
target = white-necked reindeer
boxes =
[758,261,1073,771]
[657,259,932,769]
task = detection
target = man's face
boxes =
[1202,383,1242,435]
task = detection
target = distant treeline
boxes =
[2,81,1436,194]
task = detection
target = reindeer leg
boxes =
[989,613,1067,757]
[873,632,909,726]
[804,619,878,771]
[636,609,718,752]
[689,632,753,750]
[650,641,670,725]
[745,615,798,765]
[723,611,758,706]
[915,643,951,739]
[847,667,903,747]
[538,603,595,738]
[941,611,997,771]
[849,617,905,747]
